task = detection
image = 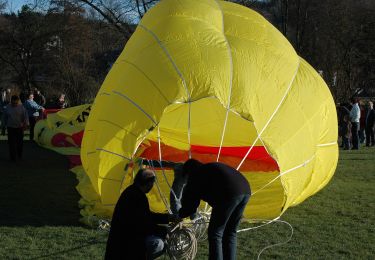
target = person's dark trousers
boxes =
[208,194,250,260]
[351,122,359,149]
[365,126,375,146]
[29,116,37,140]
[359,128,366,144]
[7,127,24,161]
[342,136,350,150]
[1,111,6,135]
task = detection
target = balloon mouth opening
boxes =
[132,97,280,173]
[138,141,279,173]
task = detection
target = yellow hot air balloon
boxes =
[81,0,338,220]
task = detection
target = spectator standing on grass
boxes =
[338,104,350,148]
[55,94,68,109]
[342,114,352,150]
[3,95,29,161]
[1,88,12,135]
[33,88,46,107]
[359,103,366,144]
[349,97,361,150]
[24,92,44,141]
[365,101,375,147]
[1,88,11,105]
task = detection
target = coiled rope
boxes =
[97,219,111,232]
[92,215,292,260]
[165,222,197,260]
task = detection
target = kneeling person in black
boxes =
[105,169,176,260]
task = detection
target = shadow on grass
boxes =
[0,140,82,227]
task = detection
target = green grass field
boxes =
[0,139,374,259]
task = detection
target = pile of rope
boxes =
[165,223,198,260]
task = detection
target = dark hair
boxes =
[351,97,359,104]
[11,95,20,102]
[182,159,203,176]
[134,169,155,185]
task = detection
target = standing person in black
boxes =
[33,88,46,107]
[1,87,11,135]
[3,95,29,161]
[178,159,251,260]
[365,101,375,146]
[105,169,177,260]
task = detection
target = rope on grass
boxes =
[238,218,294,260]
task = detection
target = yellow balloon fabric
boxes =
[81,0,338,220]
[35,105,90,154]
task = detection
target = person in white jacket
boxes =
[349,97,361,150]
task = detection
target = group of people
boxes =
[105,159,251,260]
[338,98,375,150]
[106,97,374,259]
[0,87,68,161]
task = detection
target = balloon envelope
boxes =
[81,0,338,219]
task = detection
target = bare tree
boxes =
[0,5,58,91]
[256,0,374,102]
[52,0,159,39]
[0,0,6,12]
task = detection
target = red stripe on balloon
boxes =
[140,141,279,172]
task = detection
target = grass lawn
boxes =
[0,137,374,259]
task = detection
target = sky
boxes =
[7,0,31,12]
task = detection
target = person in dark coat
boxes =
[178,159,251,260]
[1,87,12,135]
[33,88,46,107]
[342,114,352,150]
[105,169,176,260]
[365,101,375,146]
[3,95,29,161]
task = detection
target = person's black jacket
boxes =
[105,184,169,260]
[34,94,46,106]
[179,162,251,218]
[366,109,375,128]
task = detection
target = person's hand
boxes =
[168,214,182,223]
